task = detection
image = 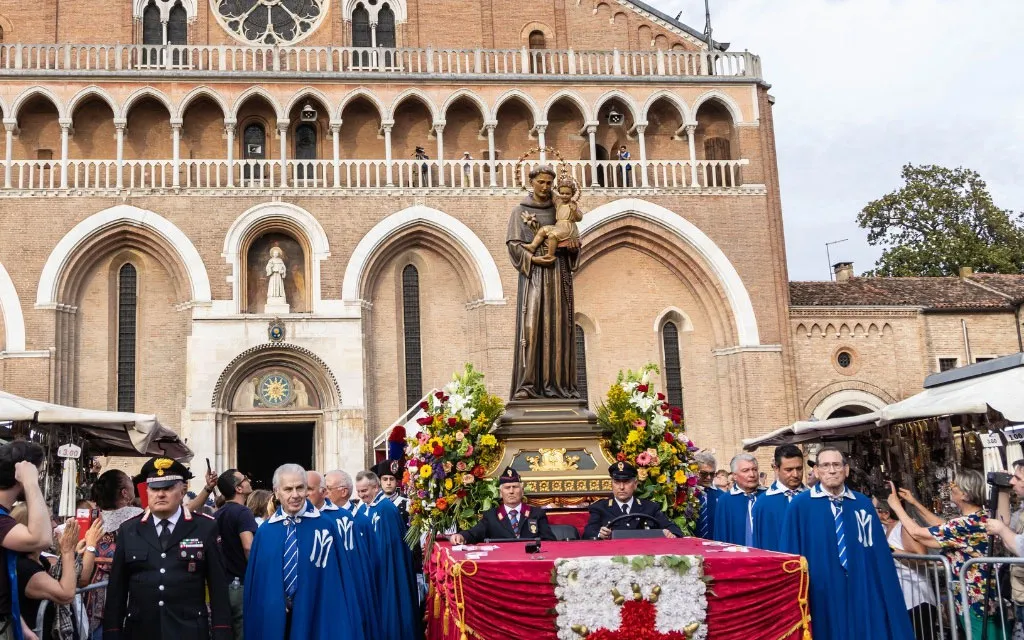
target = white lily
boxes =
[460,406,476,421]
[631,393,657,412]
[650,414,669,434]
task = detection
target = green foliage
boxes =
[856,164,1024,276]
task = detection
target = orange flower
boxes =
[436,497,449,511]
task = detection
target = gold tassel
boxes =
[433,589,441,619]
[443,608,450,634]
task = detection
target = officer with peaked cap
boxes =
[582,461,684,540]
[372,459,411,526]
[449,466,556,544]
[104,457,232,640]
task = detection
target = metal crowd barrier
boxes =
[959,557,1024,640]
[894,553,960,639]
[33,580,108,638]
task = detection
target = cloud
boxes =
[651,0,1024,279]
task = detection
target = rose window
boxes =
[212,0,326,45]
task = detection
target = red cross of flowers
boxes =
[581,591,696,640]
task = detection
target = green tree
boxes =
[856,164,1024,276]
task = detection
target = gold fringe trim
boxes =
[780,557,812,640]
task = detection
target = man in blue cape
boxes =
[244,464,368,640]
[355,469,421,640]
[779,447,912,640]
[693,452,720,539]
[752,444,807,551]
[713,452,765,545]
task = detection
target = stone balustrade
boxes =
[0,43,761,80]
[1,158,751,193]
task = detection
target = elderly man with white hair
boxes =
[243,463,368,640]
[713,452,766,546]
[325,469,360,512]
[693,451,720,539]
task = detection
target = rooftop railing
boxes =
[0,44,761,80]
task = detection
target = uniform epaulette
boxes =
[200,512,215,520]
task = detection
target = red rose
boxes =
[416,416,433,426]
[432,444,444,456]
[447,417,458,427]
[663,432,674,443]
[419,401,430,411]
[637,384,649,393]
[616,452,626,462]
[657,392,666,401]
[471,465,485,478]
[434,391,445,399]
[442,395,450,403]
[456,489,468,499]
[674,489,688,506]
[661,402,670,412]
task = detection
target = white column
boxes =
[382,120,394,186]
[224,119,235,188]
[636,123,648,188]
[4,119,15,189]
[370,23,378,47]
[330,120,341,188]
[685,123,698,187]
[586,123,598,185]
[485,122,497,187]
[114,118,126,189]
[170,119,182,188]
[59,118,71,189]
[277,119,289,187]
[535,122,547,162]
[433,121,445,187]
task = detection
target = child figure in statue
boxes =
[524,176,583,266]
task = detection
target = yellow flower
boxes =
[626,431,641,445]
[479,434,497,447]
[419,465,433,479]
[657,474,667,484]
[445,478,453,490]
[674,470,687,484]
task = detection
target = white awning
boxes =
[879,366,1024,425]
[742,412,881,451]
[0,390,192,460]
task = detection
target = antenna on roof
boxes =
[674,11,682,20]
[703,0,714,50]
[825,239,849,281]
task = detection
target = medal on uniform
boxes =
[188,562,197,573]
[529,521,538,535]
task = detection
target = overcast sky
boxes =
[651,0,1024,281]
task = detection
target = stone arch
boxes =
[222,202,331,314]
[66,86,119,122]
[692,90,744,125]
[10,86,66,121]
[390,88,439,123]
[230,86,285,122]
[594,90,641,126]
[342,0,407,23]
[211,342,342,410]
[492,89,541,126]
[120,86,175,120]
[809,387,891,420]
[0,261,25,352]
[176,86,230,121]
[337,88,388,121]
[342,205,503,304]
[542,90,593,123]
[36,204,211,307]
[653,306,695,333]
[578,198,760,346]
[440,89,490,122]
[132,0,198,21]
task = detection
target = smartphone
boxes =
[75,508,92,542]
[206,458,212,474]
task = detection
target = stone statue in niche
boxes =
[292,379,310,409]
[264,245,289,314]
[246,233,306,313]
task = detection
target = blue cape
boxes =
[243,501,368,640]
[696,486,720,539]
[357,492,421,640]
[779,487,913,640]
[752,482,804,551]
[320,500,381,638]
[713,487,765,545]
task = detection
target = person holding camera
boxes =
[887,471,1011,638]
[984,459,1024,631]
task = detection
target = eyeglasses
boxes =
[698,471,714,479]
[816,463,846,471]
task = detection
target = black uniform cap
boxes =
[139,456,193,489]
[608,461,638,481]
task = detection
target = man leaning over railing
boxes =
[985,459,1024,633]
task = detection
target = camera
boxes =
[988,471,1013,489]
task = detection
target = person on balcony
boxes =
[414,146,430,187]
[449,467,555,544]
[616,145,632,187]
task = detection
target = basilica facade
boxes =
[0,0,794,482]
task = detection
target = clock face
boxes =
[259,373,293,407]
[211,0,326,45]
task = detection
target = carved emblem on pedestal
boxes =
[526,447,581,472]
[268,318,285,342]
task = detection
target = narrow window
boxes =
[117,264,138,413]
[0,26,5,43]
[294,123,317,181]
[528,30,546,49]
[575,324,588,405]
[938,357,958,372]
[662,321,683,409]
[168,2,187,44]
[242,123,266,181]
[352,5,371,47]
[402,265,422,408]
[142,1,162,45]
[377,5,396,48]
[528,30,546,73]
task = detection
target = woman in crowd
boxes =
[11,505,79,635]
[887,472,1012,638]
[80,470,143,639]
[246,489,274,526]
[873,493,939,639]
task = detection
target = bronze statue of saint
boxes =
[506,165,581,400]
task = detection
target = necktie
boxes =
[283,517,298,604]
[158,519,171,549]
[698,493,711,539]
[744,494,756,546]
[785,490,796,502]
[621,502,629,516]
[832,498,848,571]
[509,509,520,537]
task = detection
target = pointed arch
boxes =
[440,89,490,122]
[230,86,284,121]
[36,205,211,307]
[284,87,334,119]
[390,88,439,123]
[0,261,26,352]
[594,90,640,125]
[641,90,692,125]
[578,198,760,346]
[10,86,66,121]
[492,89,541,126]
[120,86,174,119]
[342,205,503,304]
[692,89,744,125]
[542,89,593,123]
[176,86,230,120]
[67,86,119,121]
[653,306,694,333]
[337,87,388,121]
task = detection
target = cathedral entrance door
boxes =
[236,421,315,491]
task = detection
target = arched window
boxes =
[704,137,731,160]
[168,2,187,44]
[117,263,138,413]
[377,5,396,48]
[402,264,422,409]
[662,321,683,409]
[528,30,546,49]
[243,123,266,182]
[0,26,5,43]
[575,324,588,405]
[142,1,162,45]
[294,123,317,182]
[352,5,371,47]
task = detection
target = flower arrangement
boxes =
[596,364,701,535]
[404,364,505,547]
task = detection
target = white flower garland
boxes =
[553,555,708,640]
